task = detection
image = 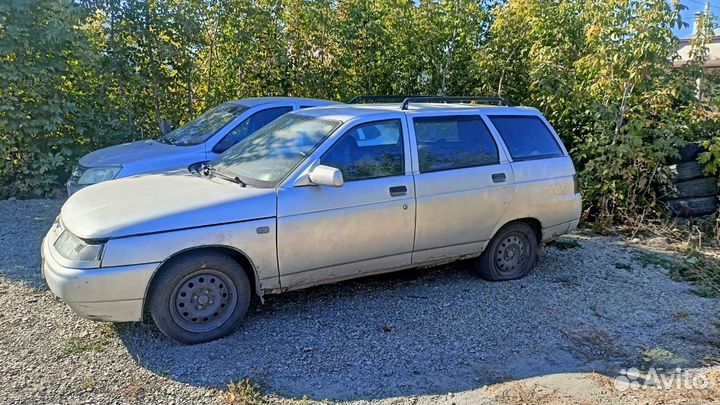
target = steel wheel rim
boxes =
[494,232,529,275]
[169,269,237,333]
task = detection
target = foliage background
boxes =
[1,0,719,222]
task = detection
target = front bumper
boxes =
[41,235,159,322]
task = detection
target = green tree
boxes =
[0,0,93,197]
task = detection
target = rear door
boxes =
[276,115,416,289]
[410,113,514,263]
[486,114,579,229]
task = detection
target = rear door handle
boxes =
[492,173,507,183]
[389,185,407,197]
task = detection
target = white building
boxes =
[674,6,720,69]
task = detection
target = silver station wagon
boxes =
[42,97,582,344]
[66,97,337,195]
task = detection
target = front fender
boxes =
[101,218,279,292]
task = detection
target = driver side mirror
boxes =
[308,165,344,187]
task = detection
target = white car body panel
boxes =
[62,172,276,239]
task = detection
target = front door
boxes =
[410,114,514,263]
[208,105,294,158]
[277,118,416,289]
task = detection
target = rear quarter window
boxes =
[489,115,564,161]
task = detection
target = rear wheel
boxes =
[148,252,251,344]
[474,222,538,281]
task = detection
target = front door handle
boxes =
[389,185,407,197]
[492,173,507,183]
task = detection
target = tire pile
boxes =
[663,143,719,217]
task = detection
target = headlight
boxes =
[77,166,121,185]
[54,230,105,263]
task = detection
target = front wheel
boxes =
[474,222,538,281]
[148,252,251,344]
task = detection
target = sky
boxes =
[676,0,720,38]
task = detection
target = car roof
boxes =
[226,97,339,108]
[293,103,541,122]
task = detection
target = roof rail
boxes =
[347,95,422,104]
[400,96,513,110]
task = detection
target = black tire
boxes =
[148,252,251,344]
[668,161,706,182]
[666,196,719,217]
[665,177,718,198]
[474,222,539,281]
[678,142,705,163]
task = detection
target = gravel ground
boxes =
[1,198,719,405]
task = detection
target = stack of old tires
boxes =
[664,143,719,217]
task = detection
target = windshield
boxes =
[160,103,248,146]
[211,113,341,187]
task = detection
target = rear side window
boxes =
[489,115,563,161]
[413,115,499,173]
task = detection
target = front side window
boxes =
[160,103,248,146]
[213,106,293,153]
[321,120,405,181]
[211,113,341,187]
[489,115,563,161]
[413,115,499,173]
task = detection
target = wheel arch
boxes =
[492,217,542,244]
[142,245,263,320]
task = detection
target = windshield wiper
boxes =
[206,165,247,187]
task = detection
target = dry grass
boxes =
[223,379,323,405]
[493,382,592,405]
[118,374,158,403]
[225,379,265,405]
[80,377,97,391]
[493,382,562,405]
[583,372,616,393]
[617,212,720,250]
[122,383,145,402]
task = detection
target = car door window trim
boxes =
[412,114,500,174]
[320,119,406,182]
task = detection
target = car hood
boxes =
[79,140,190,167]
[61,172,276,239]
